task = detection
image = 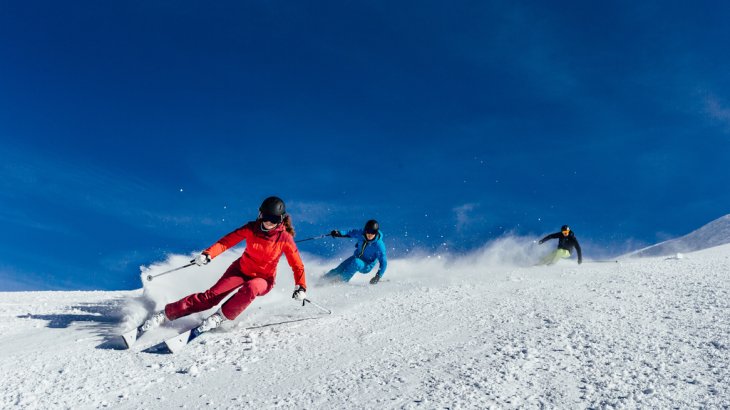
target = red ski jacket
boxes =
[204,221,307,289]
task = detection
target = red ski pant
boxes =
[165,259,274,321]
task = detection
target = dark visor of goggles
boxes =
[261,214,282,224]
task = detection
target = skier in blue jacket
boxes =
[324,220,388,284]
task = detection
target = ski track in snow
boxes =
[0,246,729,409]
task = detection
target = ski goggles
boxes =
[261,213,283,224]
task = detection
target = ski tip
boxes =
[120,328,139,350]
[164,329,197,354]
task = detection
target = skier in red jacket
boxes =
[142,196,308,333]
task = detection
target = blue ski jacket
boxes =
[335,229,388,277]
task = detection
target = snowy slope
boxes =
[628,214,730,258]
[0,244,728,409]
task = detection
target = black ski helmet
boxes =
[561,225,570,232]
[259,196,286,217]
[364,219,379,234]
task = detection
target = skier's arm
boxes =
[283,240,307,289]
[574,238,583,264]
[376,243,388,277]
[538,233,560,244]
[330,229,353,238]
[345,229,363,238]
[204,224,252,259]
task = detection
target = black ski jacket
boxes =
[539,231,583,262]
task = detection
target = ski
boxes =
[163,325,207,353]
[155,298,332,353]
[162,314,327,353]
[120,324,146,349]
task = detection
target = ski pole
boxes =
[295,234,331,244]
[302,298,333,315]
[146,262,196,282]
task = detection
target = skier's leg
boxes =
[536,250,558,266]
[322,262,345,281]
[547,249,571,265]
[165,261,245,320]
[557,249,571,261]
[360,262,375,275]
[323,257,350,279]
[335,256,366,282]
[324,256,363,282]
[219,277,275,320]
[546,250,563,265]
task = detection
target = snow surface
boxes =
[1,241,728,409]
[628,214,730,258]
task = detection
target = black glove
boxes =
[538,239,544,244]
[292,285,307,301]
[330,230,343,238]
[369,274,381,285]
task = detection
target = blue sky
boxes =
[1,1,729,290]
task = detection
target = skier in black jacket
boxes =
[537,225,583,265]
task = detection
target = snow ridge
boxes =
[628,214,730,258]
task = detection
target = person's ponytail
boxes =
[283,214,295,237]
